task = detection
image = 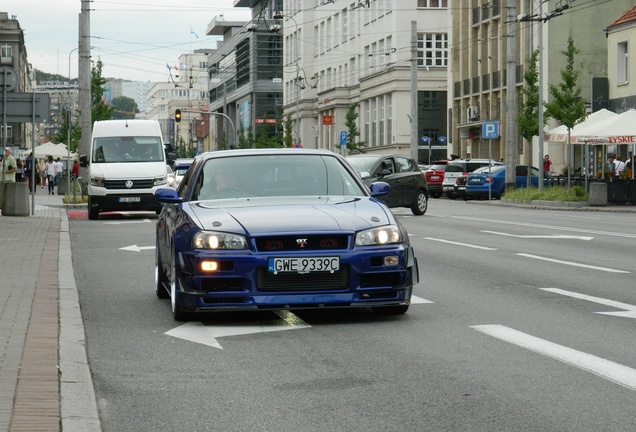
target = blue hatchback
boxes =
[465,165,542,199]
[154,149,419,320]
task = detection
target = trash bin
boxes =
[588,182,607,207]
[1,182,30,216]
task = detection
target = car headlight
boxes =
[193,231,248,250]
[154,175,168,186]
[355,225,401,246]
[90,176,104,187]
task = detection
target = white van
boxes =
[80,120,174,220]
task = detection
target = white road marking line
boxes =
[451,215,636,239]
[482,230,593,240]
[471,324,636,391]
[424,237,497,251]
[410,295,434,304]
[541,288,636,319]
[517,253,630,274]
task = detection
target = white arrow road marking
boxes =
[482,230,593,240]
[517,253,630,274]
[541,288,636,319]
[411,295,434,304]
[105,219,152,225]
[471,325,636,391]
[424,237,497,251]
[119,245,156,252]
[165,310,311,350]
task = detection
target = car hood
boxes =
[188,196,393,234]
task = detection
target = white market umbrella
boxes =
[574,109,636,143]
[32,142,76,160]
[546,108,619,143]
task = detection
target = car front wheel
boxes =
[170,254,190,321]
[411,190,428,215]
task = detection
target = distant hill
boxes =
[35,69,77,84]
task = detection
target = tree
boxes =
[345,103,366,153]
[544,35,586,189]
[91,60,114,122]
[517,49,543,185]
[283,114,294,147]
[111,96,138,119]
[54,109,81,152]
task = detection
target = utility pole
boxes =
[504,0,517,190]
[78,0,91,190]
[410,21,418,164]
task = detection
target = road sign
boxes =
[340,131,347,146]
[0,92,51,123]
[420,136,429,143]
[482,122,500,139]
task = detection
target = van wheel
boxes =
[88,198,99,220]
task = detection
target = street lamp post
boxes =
[184,109,236,149]
[67,47,79,198]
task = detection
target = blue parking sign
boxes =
[482,122,499,139]
[340,131,348,146]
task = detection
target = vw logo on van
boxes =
[125,180,133,189]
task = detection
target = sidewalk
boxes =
[0,190,100,432]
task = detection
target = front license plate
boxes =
[119,197,141,203]
[268,257,340,274]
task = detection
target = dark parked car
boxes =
[154,149,419,320]
[424,160,448,198]
[346,154,429,215]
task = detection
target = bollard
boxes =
[1,182,31,216]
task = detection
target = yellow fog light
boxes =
[201,261,219,272]
[384,256,399,266]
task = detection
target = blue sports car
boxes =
[154,149,419,320]
[465,164,543,199]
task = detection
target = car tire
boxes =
[88,198,99,220]
[372,305,409,315]
[170,254,190,321]
[155,243,170,299]
[430,191,442,198]
[411,190,428,215]
[446,192,456,199]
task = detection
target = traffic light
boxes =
[175,109,181,123]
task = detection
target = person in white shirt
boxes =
[614,154,626,176]
[45,155,57,195]
[55,157,64,194]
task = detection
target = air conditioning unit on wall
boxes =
[467,106,480,122]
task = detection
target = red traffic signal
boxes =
[175,109,182,123]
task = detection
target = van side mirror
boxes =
[79,154,89,167]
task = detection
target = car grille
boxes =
[255,234,349,252]
[257,266,349,291]
[104,179,155,189]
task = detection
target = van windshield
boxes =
[92,137,164,163]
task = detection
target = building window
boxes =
[0,45,12,61]
[618,41,629,84]
[417,0,448,7]
[342,9,348,43]
[417,33,448,67]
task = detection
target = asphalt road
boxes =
[70,202,636,431]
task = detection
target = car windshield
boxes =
[92,137,163,163]
[346,156,381,173]
[473,165,504,174]
[191,154,366,200]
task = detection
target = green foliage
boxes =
[544,35,586,130]
[345,103,366,153]
[54,109,81,151]
[111,96,138,119]
[503,186,588,202]
[283,114,294,148]
[91,60,114,123]
[518,50,544,142]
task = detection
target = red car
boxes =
[424,160,448,198]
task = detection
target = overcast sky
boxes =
[7,0,251,82]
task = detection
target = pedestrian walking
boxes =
[2,147,17,183]
[38,159,46,188]
[55,157,64,194]
[45,155,57,195]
